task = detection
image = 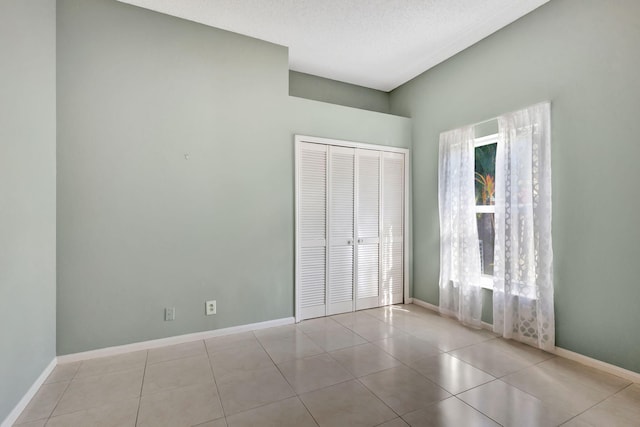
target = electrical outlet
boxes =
[165,307,175,321]
[205,300,216,315]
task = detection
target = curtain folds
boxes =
[493,102,554,351]
[438,126,483,327]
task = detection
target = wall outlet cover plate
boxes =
[206,300,216,315]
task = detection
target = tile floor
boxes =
[13,304,640,426]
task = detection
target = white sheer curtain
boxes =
[493,102,554,351]
[438,126,483,327]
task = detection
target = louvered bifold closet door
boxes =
[298,143,328,320]
[355,149,381,310]
[381,152,405,305]
[328,146,355,315]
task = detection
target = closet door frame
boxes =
[295,135,410,323]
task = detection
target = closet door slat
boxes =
[357,152,380,240]
[297,143,327,319]
[328,146,355,314]
[381,152,405,305]
[356,150,380,310]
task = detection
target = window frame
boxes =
[474,133,498,290]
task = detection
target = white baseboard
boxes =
[411,297,493,331]
[57,317,295,364]
[552,346,640,384]
[4,317,295,426]
[1,357,57,427]
[411,297,438,312]
[409,299,640,384]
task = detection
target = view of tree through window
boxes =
[475,142,496,276]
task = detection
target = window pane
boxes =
[475,143,496,205]
[477,213,495,276]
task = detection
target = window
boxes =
[438,102,553,347]
[474,134,497,288]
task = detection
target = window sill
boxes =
[477,276,539,301]
[479,275,493,290]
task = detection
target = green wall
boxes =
[390,0,640,372]
[56,0,410,355]
[0,0,57,422]
[290,71,391,114]
[7,0,638,419]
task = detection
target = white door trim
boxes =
[296,134,409,154]
[295,135,410,321]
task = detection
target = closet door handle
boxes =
[357,238,363,244]
[347,239,353,245]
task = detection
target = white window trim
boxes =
[478,275,493,290]
[474,134,499,147]
[475,205,494,214]
[474,133,498,290]
[474,133,541,300]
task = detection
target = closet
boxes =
[295,135,408,322]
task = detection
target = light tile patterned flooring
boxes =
[14,304,640,426]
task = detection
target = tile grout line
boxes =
[328,312,458,420]
[293,384,322,427]
[263,318,398,424]
[353,376,402,419]
[133,350,148,427]
[253,326,305,384]
[360,309,543,424]
[443,350,508,379]
[37,360,81,424]
[556,381,636,426]
[192,339,227,425]
[445,342,557,380]
[17,362,109,425]
[250,323,322,426]
[338,313,524,396]
[35,356,148,424]
[203,338,228,420]
[354,312,461,390]
[19,305,637,426]
[452,396,506,427]
[475,353,617,425]
[470,355,561,401]
[214,330,319,424]
[451,377,499,398]
[54,354,151,383]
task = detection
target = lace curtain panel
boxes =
[438,102,554,350]
[438,126,483,327]
[494,102,554,351]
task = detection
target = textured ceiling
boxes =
[118,0,549,91]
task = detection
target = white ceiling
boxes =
[118,0,549,92]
